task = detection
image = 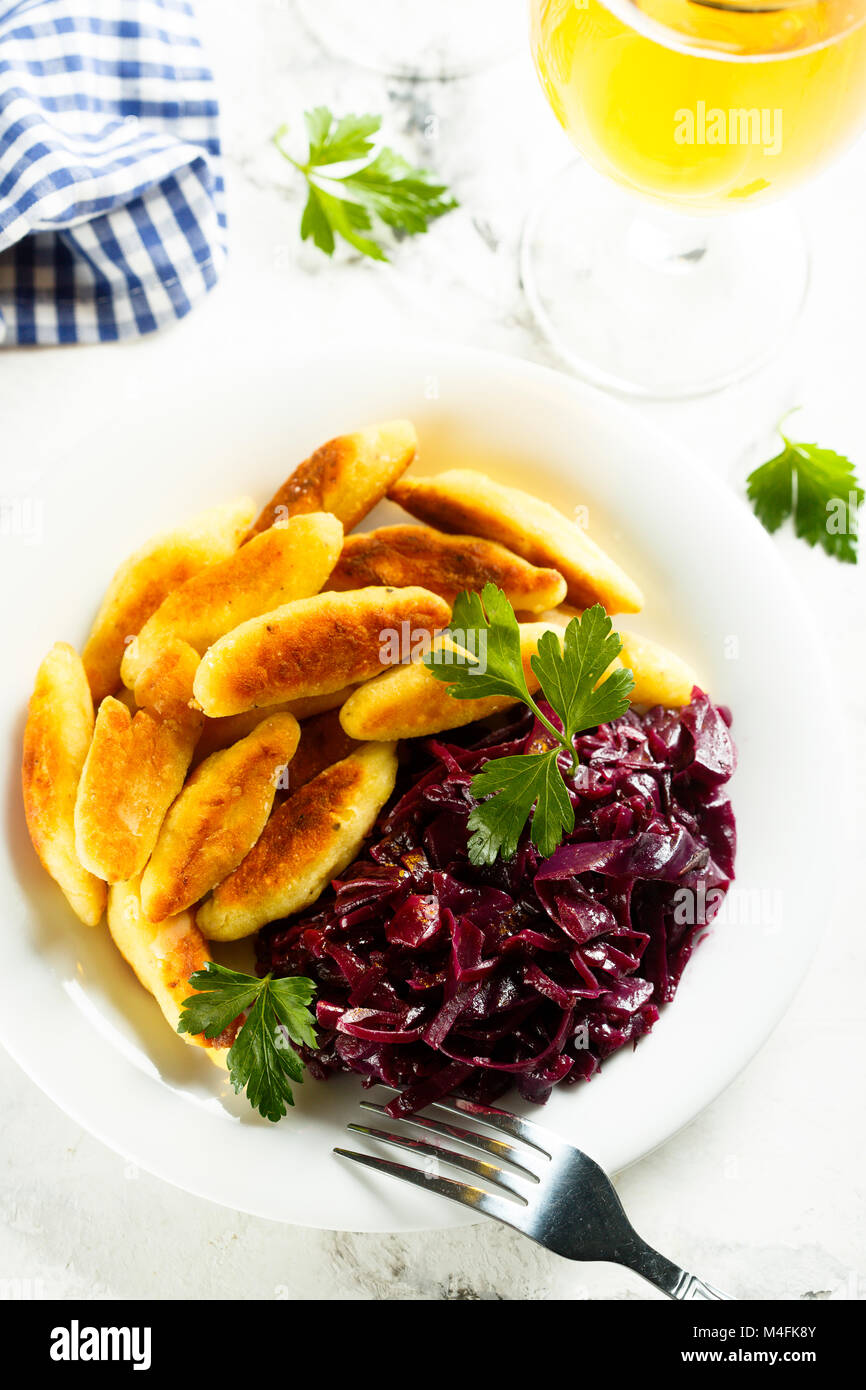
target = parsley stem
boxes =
[523,691,579,775]
[272,126,308,175]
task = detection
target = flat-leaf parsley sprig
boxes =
[424,585,635,865]
[747,415,863,563]
[178,962,317,1123]
[273,107,457,263]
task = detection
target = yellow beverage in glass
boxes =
[523,0,866,395]
[530,0,866,210]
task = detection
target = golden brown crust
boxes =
[248,420,417,537]
[75,641,203,883]
[197,742,397,940]
[254,438,349,524]
[107,877,238,1065]
[82,497,255,704]
[121,513,343,687]
[339,622,557,742]
[22,643,107,926]
[389,470,643,614]
[140,712,301,921]
[192,585,452,717]
[326,524,567,612]
[284,709,360,793]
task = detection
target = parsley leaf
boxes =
[178,962,317,1123]
[274,109,457,263]
[468,750,575,864]
[747,422,863,563]
[531,607,634,745]
[425,587,634,864]
[427,583,532,704]
[304,108,380,167]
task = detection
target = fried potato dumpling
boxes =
[192,686,358,766]
[121,513,343,688]
[75,641,203,884]
[197,741,397,941]
[131,637,205,731]
[140,712,301,921]
[248,420,417,538]
[339,622,556,741]
[326,524,567,612]
[389,470,643,614]
[108,877,237,1067]
[82,497,255,704]
[193,585,452,717]
[618,630,700,708]
[22,643,107,926]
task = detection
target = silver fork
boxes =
[335,1093,732,1300]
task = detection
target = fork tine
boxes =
[359,1102,543,1179]
[368,1085,555,1156]
[334,1147,527,1228]
[425,1097,555,1156]
[347,1122,531,1201]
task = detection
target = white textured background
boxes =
[1,0,864,1300]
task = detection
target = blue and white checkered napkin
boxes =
[0,0,225,345]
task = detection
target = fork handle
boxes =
[620,1240,733,1300]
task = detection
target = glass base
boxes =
[520,161,810,401]
[296,0,524,79]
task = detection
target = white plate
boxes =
[0,341,831,1231]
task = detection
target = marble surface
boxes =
[1,0,864,1301]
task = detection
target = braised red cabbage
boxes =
[257,690,736,1118]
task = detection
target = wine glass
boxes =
[297,0,525,80]
[524,0,866,397]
